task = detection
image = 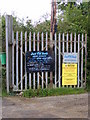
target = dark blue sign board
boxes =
[26,50,55,73]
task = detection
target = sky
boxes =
[0,0,51,24]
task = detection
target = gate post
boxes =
[6,15,13,93]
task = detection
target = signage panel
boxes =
[26,50,55,73]
[62,64,77,85]
[63,53,78,63]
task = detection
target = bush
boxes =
[23,88,87,98]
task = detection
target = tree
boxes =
[57,2,88,33]
[34,20,50,34]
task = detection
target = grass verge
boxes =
[23,88,87,98]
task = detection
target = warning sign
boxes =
[62,64,77,85]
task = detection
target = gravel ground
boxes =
[1,93,88,118]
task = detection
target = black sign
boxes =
[26,50,55,73]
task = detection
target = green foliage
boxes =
[23,88,87,98]
[33,20,50,34]
[57,2,88,33]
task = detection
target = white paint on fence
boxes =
[85,34,87,87]
[20,32,23,90]
[37,32,40,89]
[81,34,84,87]
[25,32,27,90]
[55,33,57,88]
[70,33,72,53]
[74,33,76,53]
[66,33,69,88]
[62,33,64,87]
[74,33,76,88]
[67,33,69,53]
[41,32,44,89]
[33,32,35,89]
[12,31,14,87]
[29,32,31,89]
[45,32,48,88]
[58,33,61,87]
[16,31,18,90]
[62,33,64,53]
[78,34,80,88]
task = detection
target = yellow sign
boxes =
[62,64,77,85]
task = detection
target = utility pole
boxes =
[50,0,57,39]
[50,0,57,87]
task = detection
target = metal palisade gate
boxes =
[6,15,87,92]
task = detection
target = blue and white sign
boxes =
[63,53,78,63]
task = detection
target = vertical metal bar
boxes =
[12,31,14,87]
[81,34,84,87]
[37,32,40,89]
[85,34,87,88]
[74,33,76,88]
[63,33,64,53]
[66,33,69,88]
[78,34,80,88]
[62,33,64,87]
[74,33,76,53]
[29,32,31,89]
[33,32,35,89]
[46,32,48,88]
[41,32,44,89]
[25,32,27,90]
[58,33,61,88]
[20,32,23,90]
[70,33,72,53]
[67,33,68,53]
[6,16,9,93]
[70,33,73,88]
[55,33,57,88]
[16,31,18,90]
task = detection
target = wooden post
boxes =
[50,33,53,87]
[50,0,57,88]
[0,16,2,95]
[6,15,13,93]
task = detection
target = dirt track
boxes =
[2,93,88,118]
